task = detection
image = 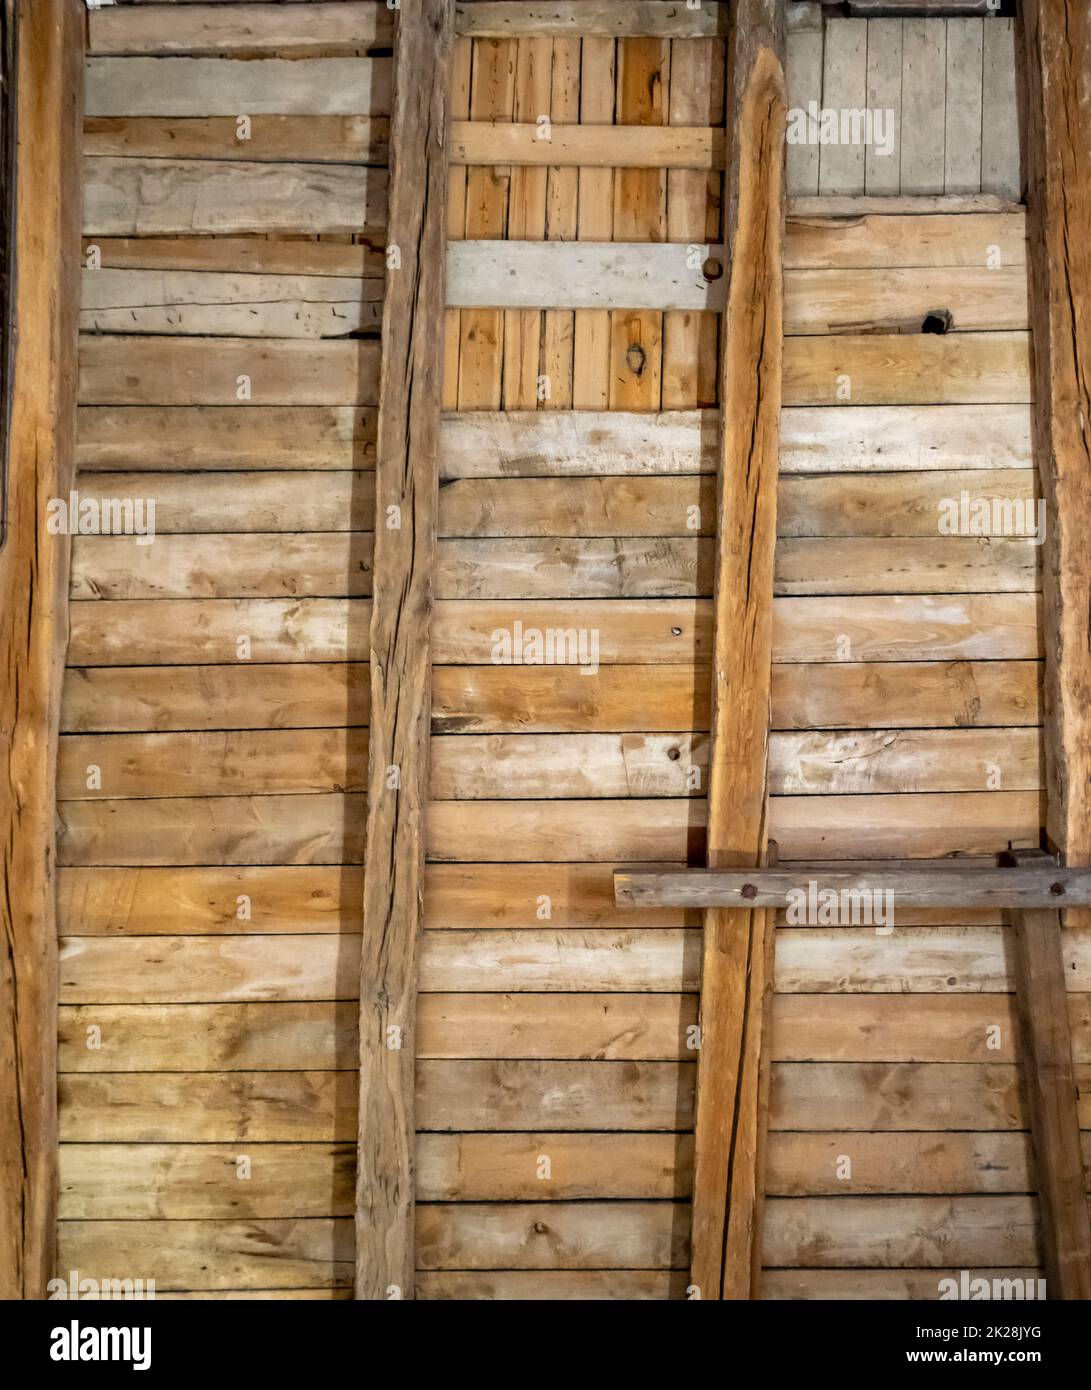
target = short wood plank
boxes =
[450,120,724,167]
[455,2,725,39]
[356,0,452,1303]
[818,18,866,196]
[88,3,395,56]
[981,16,1020,200]
[900,18,946,195]
[864,19,902,196]
[785,0,822,196]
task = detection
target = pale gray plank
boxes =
[865,18,903,195]
[944,18,984,194]
[819,18,868,196]
[981,17,1021,200]
[900,18,947,195]
[786,5,824,197]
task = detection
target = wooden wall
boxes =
[54,1,1079,1302]
[56,0,393,1299]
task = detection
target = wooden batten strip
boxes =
[1016,1,1091,1301]
[454,2,726,38]
[0,0,83,1301]
[689,0,786,1304]
[450,122,725,168]
[447,241,726,310]
[356,0,453,1303]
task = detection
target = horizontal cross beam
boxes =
[614,859,1091,910]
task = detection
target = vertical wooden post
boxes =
[1018,0,1091,1299]
[355,0,453,1300]
[690,0,786,1301]
[0,0,83,1301]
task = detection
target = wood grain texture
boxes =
[357,0,452,1303]
[88,3,395,56]
[691,0,785,1304]
[0,0,83,1300]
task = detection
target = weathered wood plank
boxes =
[88,3,395,56]
[78,336,380,406]
[944,17,984,195]
[416,1270,686,1298]
[357,0,451,1303]
[83,157,386,237]
[818,18,866,196]
[84,115,389,165]
[450,121,723,168]
[0,0,83,1302]
[785,211,1025,269]
[77,405,377,470]
[81,236,386,279]
[84,57,391,118]
[981,16,1021,200]
[455,2,725,38]
[864,19,901,195]
[80,268,383,339]
[900,18,946,195]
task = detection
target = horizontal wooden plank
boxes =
[58,726,1037,802]
[66,534,1037,602]
[84,57,391,117]
[84,115,389,164]
[766,1132,1046,1196]
[64,594,1041,668]
[56,862,696,936]
[71,473,374,535]
[782,332,1031,405]
[454,2,724,38]
[57,866,367,935]
[447,242,725,310]
[61,663,371,733]
[58,1219,353,1291]
[761,1268,1043,1300]
[418,1133,693,1200]
[56,790,1042,866]
[772,994,1028,1063]
[70,534,375,601]
[59,1002,354,1070]
[416,1201,689,1270]
[771,1062,1026,1130]
[77,405,377,469]
[81,237,386,279]
[60,1072,354,1142]
[80,269,383,338]
[784,212,1026,270]
[78,337,380,406]
[419,930,701,993]
[59,1143,355,1220]
[416,1270,686,1298]
[450,122,723,168]
[763,1196,1041,1267]
[416,1060,694,1131]
[61,659,1032,738]
[84,157,386,236]
[440,406,1032,478]
[785,266,1027,333]
[88,3,395,56]
[788,194,1021,216]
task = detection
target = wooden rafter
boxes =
[0,0,83,1300]
[1018,0,1091,1300]
[689,0,787,1302]
[355,0,453,1301]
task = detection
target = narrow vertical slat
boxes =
[944,17,983,195]
[355,0,453,1301]
[542,36,579,409]
[573,35,614,408]
[785,2,822,197]
[864,18,902,196]
[817,17,865,196]
[900,17,946,195]
[982,15,1020,200]
[442,36,472,411]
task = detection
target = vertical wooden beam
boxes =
[356,0,452,1302]
[0,0,83,1300]
[690,0,786,1301]
[1018,0,1091,1300]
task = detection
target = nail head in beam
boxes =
[614,866,1091,909]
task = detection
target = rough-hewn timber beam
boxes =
[0,0,83,1300]
[355,0,452,1302]
[1018,0,1091,1301]
[616,864,1091,910]
[690,0,787,1302]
